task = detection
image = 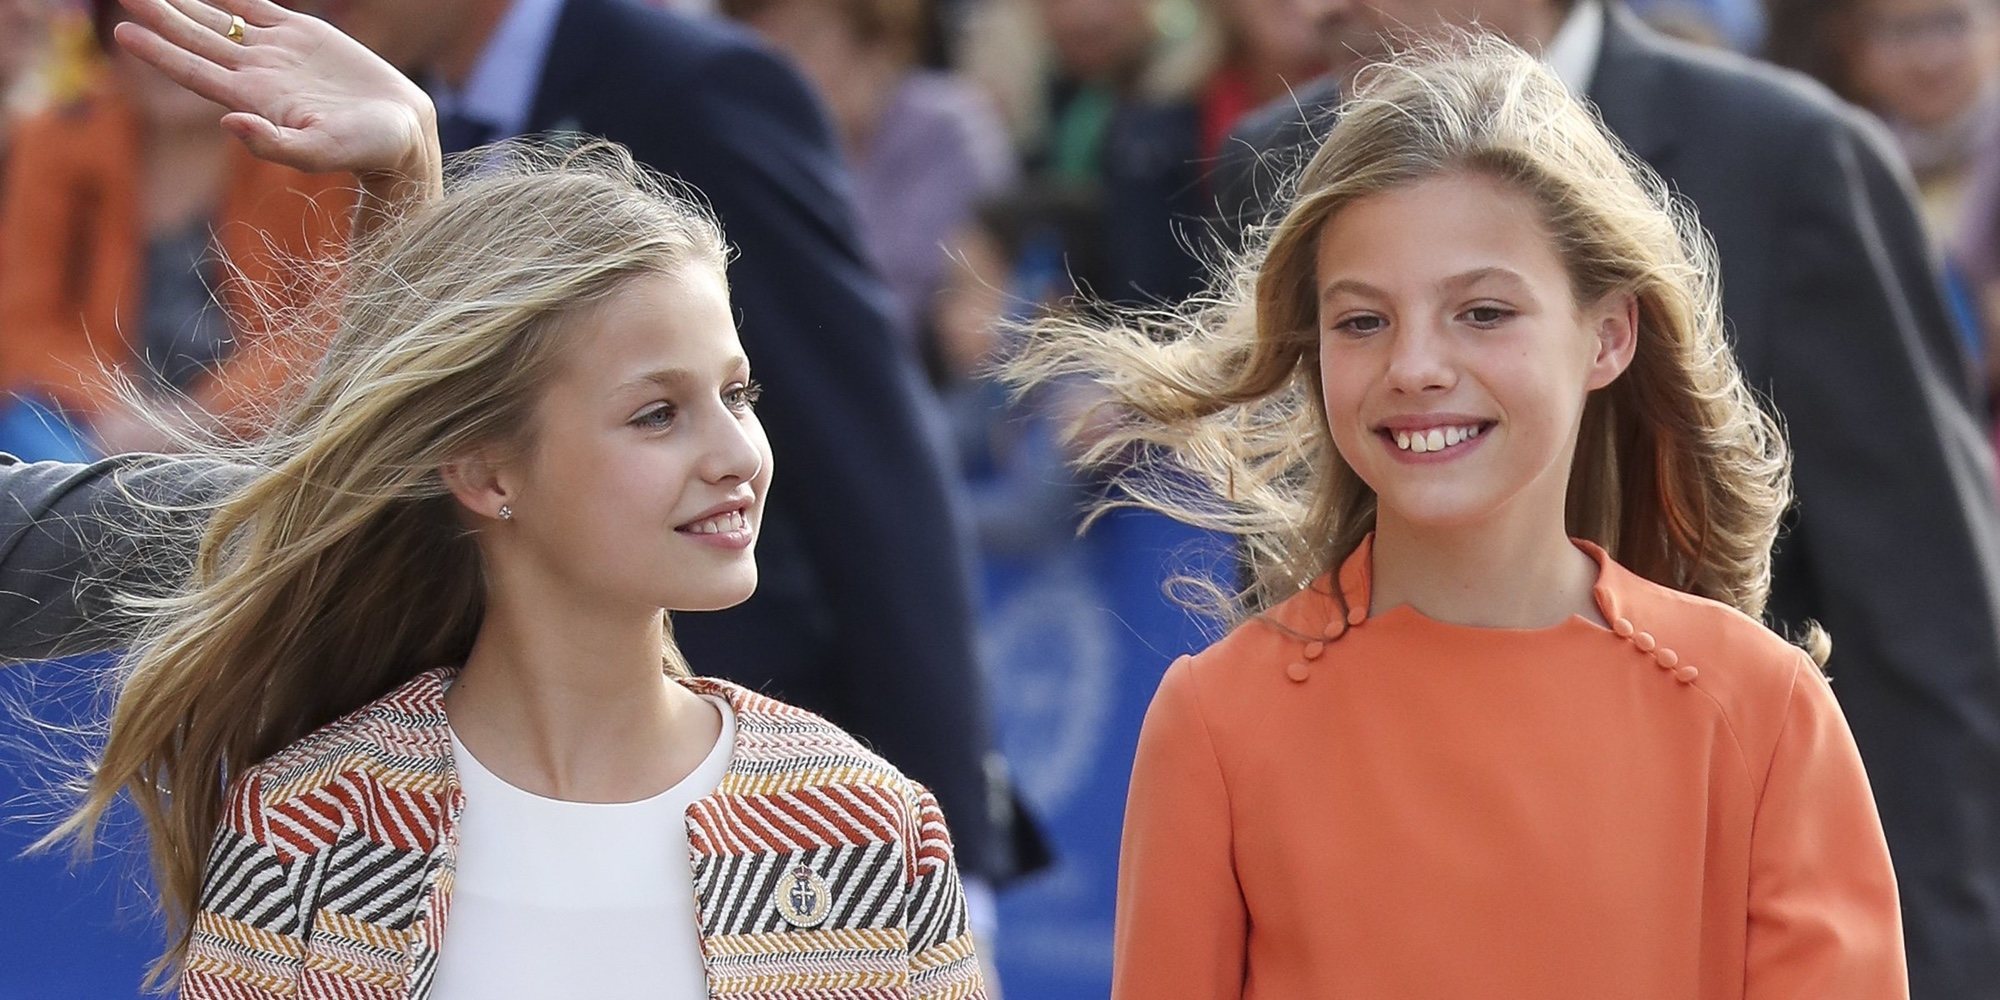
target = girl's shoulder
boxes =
[1595,561,1826,749]
[680,676,933,806]
[227,667,456,816]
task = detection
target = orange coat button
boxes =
[1286,662,1311,683]
[1347,605,1367,626]
[1674,665,1700,684]
[1305,641,1325,659]
[1655,648,1679,669]
[1634,632,1657,653]
[1613,618,1635,637]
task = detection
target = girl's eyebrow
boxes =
[615,356,752,393]
[1437,266,1533,296]
[1319,267,1533,304]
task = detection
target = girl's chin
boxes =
[663,578,759,615]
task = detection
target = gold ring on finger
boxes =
[225,14,247,44]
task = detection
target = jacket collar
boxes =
[1586,1,1681,168]
[1320,532,1651,631]
[385,665,802,998]
[384,665,778,777]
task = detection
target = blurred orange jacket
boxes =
[0,86,351,433]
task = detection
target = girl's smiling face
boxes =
[1315,171,1636,537]
[454,266,775,617]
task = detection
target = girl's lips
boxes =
[678,525,755,551]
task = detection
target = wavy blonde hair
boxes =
[1009,38,1814,647]
[45,142,728,983]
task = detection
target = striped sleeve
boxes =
[904,785,984,1000]
[179,771,309,999]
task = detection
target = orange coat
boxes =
[0,89,351,428]
[1115,536,1907,999]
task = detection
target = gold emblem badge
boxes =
[775,864,831,928]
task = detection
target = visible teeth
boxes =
[1390,424,1485,452]
[687,510,747,534]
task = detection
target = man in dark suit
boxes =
[0,0,1034,895]
[1216,1,2000,993]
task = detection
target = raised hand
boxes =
[113,0,442,220]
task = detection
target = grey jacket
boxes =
[0,454,240,661]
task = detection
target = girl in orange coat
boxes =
[1011,39,1908,999]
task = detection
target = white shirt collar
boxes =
[1542,0,1606,96]
[429,0,568,138]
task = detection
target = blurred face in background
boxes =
[735,0,918,145]
[1294,0,1564,86]
[1036,0,1157,82]
[0,0,48,94]
[1850,0,2000,127]
[91,1,222,128]
[1220,0,1325,77]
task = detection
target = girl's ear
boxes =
[1585,292,1640,391]
[439,449,517,523]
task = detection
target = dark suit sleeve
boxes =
[0,454,236,661]
[1766,109,2000,992]
[1209,85,1341,256]
[648,44,1000,875]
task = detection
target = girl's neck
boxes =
[1367,509,1603,630]
[444,583,720,803]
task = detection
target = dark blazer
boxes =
[0,0,1030,882]
[523,0,1020,879]
[1215,6,2000,995]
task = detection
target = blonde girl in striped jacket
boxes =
[46,2,983,997]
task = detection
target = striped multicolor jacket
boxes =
[180,668,984,999]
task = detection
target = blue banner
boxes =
[985,508,1232,999]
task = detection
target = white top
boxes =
[1544,0,1607,96]
[430,696,736,1000]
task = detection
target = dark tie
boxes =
[438,110,500,156]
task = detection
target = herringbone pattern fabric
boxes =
[180,669,983,999]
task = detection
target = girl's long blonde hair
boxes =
[1009,38,1812,646]
[46,142,728,981]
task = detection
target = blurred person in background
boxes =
[724,0,1018,352]
[1197,0,1323,158]
[1012,0,1211,303]
[1767,0,1999,375]
[0,0,351,459]
[932,196,1098,558]
[1215,2,2000,994]
[0,0,51,320]
[0,0,50,179]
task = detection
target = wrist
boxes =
[360,102,443,193]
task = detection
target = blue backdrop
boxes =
[985,508,1231,999]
